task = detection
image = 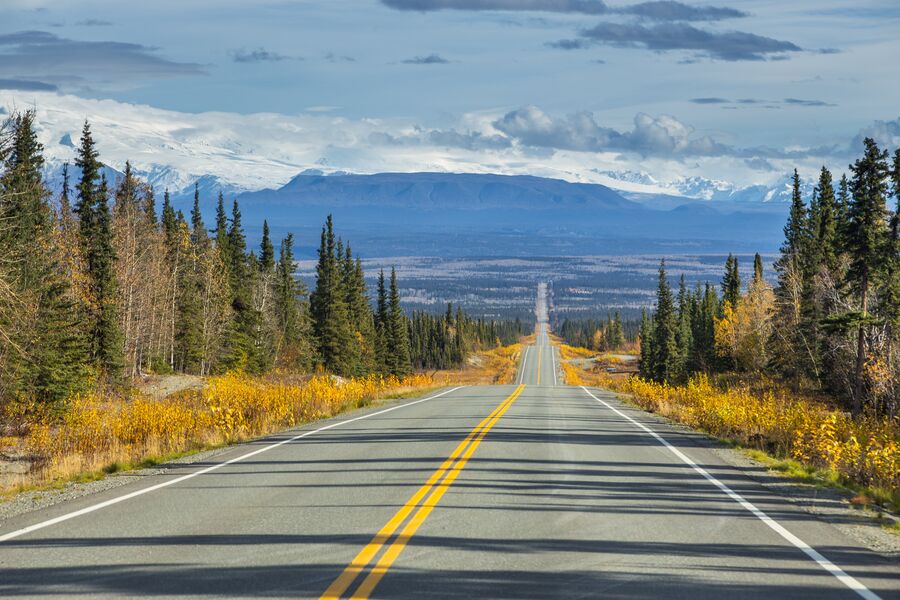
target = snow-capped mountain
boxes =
[6,90,818,209]
[597,170,816,204]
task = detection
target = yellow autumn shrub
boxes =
[607,374,899,494]
[15,371,441,490]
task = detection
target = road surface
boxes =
[0,285,898,599]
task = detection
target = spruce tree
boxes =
[174,211,202,372]
[690,282,719,373]
[675,274,693,380]
[883,149,900,372]
[214,191,231,268]
[651,260,678,383]
[387,267,412,376]
[190,182,207,248]
[75,122,123,380]
[816,167,838,272]
[753,253,764,283]
[274,233,313,369]
[837,173,851,246]
[845,138,891,412]
[375,269,390,372]
[0,110,87,404]
[259,220,275,273]
[310,215,355,375]
[784,169,808,255]
[93,173,124,378]
[343,245,375,374]
[771,169,809,380]
[639,309,654,378]
[174,184,208,373]
[221,199,262,371]
[722,254,741,308]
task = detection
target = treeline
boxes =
[408,307,523,371]
[558,313,638,351]
[308,220,522,377]
[640,138,899,416]
[0,111,522,408]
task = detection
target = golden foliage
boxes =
[611,374,899,494]
[714,277,775,372]
[451,343,522,385]
[3,340,523,492]
[12,372,438,491]
[558,344,595,360]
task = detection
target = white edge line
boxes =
[519,346,529,385]
[579,386,881,600]
[550,340,557,387]
[0,386,466,543]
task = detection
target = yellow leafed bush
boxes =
[15,372,440,490]
[559,344,595,360]
[609,374,899,494]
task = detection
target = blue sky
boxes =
[2,1,899,188]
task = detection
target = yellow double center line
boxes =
[320,384,526,600]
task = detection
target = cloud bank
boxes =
[2,91,891,194]
[381,0,745,21]
[0,30,204,91]
[574,22,801,61]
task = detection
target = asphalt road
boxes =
[0,287,898,599]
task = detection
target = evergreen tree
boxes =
[0,110,87,404]
[274,233,313,369]
[721,254,741,308]
[675,274,693,380]
[753,253,764,283]
[845,138,891,413]
[214,191,230,267]
[190,182,207,248]
[650,260,678,383]
[883,150,900,384]
[771,169,809,379]
[75,121,123,380]
[815,167,839,272]
[638,309,654,378]
[342,245,376,374]
[93,173,124,378]
[784,169,809,256]
[173,211,202,372]
[608,311,624,349]
[221,199,262,371]
[310,215,356,375]
[386,267,412,376]
[259,220,275,273]
[375,270,390,372]
[837,173,851,246]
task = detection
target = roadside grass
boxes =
[0,343,519,500]
[561,351,900,524]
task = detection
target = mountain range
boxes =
[7,92,801,256]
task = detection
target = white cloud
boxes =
[1,90,888,195]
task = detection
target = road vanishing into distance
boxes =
[1,285,898,599]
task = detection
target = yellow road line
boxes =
[320,385,525,600]
[536,337,543,386]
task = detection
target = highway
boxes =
[0,285,898,599]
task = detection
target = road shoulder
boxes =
[584,386,900,560]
